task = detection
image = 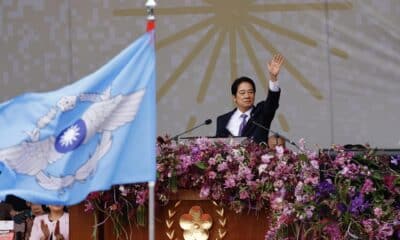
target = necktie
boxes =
[239,114,247,136]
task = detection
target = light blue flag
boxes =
[0,31,156,205]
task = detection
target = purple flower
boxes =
[217,162,228,172]
[224,176,236,188]
[349,194,369,216]
[238,166,253,181]
[316,180,336,199]
[179,155,192,171]
[391,154,400,166]
[336,203,347,214]
[395,229,400,239]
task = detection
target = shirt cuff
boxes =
[269,80,280,92]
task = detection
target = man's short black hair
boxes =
[231,76,256,95]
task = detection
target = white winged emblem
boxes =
[0,87,145,191]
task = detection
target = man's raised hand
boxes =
[267,54,285,81]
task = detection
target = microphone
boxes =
[251,120,299,149]
[171,119,212,141]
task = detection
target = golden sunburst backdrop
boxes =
[1,0,400,147]
[114,0,351,141]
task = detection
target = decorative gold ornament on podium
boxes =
[165,200,227,240]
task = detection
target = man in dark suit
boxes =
[215,54,284,143]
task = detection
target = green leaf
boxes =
[298,154,308,162]
[195,161,207,170]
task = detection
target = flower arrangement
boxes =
[84,137,400,239]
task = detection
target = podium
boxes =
[70,190,269,240]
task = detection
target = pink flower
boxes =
[310,160,319,169]
[136,189,148,205]
[361,179,375,195]
[199,186,210,198]
[261,154,272,163]
[362,219,378,234]
[373,207,383,219]
[208,157,216,166]
[224,176,236,188]
[376,223,393,239]
[238,166,253,180]
[276,146,284,158]
[304,176,319,186]
[306,205,315,218]
[383,175,397,193]
[270,191,285,211]
[87,192,101,201]
[323,222,342,240]
[258,164,268,175]
[273,180,284,189]
[239,190,249,200]
[298,138,306,151]
[208,171,217,179]
[217,162,228,172]
[84,201,94,212]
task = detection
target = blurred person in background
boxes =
[29,205,68,240]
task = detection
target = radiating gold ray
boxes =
[237,27,267,91]
[245,23,323,100]
[197,30,227,103]
[229,29,238,83]
[157,27,218,102]
[248,15,317,47]
[278,113,290,132]
[285,61,323,100]
[113,6,213,17]
[330,47,348,59]
[186,116,197,134]
[157,17,215,50]
[248,2,352,12]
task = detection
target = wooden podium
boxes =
[70,190,269,240]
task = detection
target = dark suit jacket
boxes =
[215,90,280,143]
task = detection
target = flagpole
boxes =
[146,1,156,240]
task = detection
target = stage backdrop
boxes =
[1,0,399,148]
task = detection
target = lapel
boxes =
[221,109,236,135]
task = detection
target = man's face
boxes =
[233,82,255,112]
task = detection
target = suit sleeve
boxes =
[259,89,280,123]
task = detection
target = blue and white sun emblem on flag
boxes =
[55,119,87,153]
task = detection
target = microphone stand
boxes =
[251,121,300,150]
[171,120,212,141]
